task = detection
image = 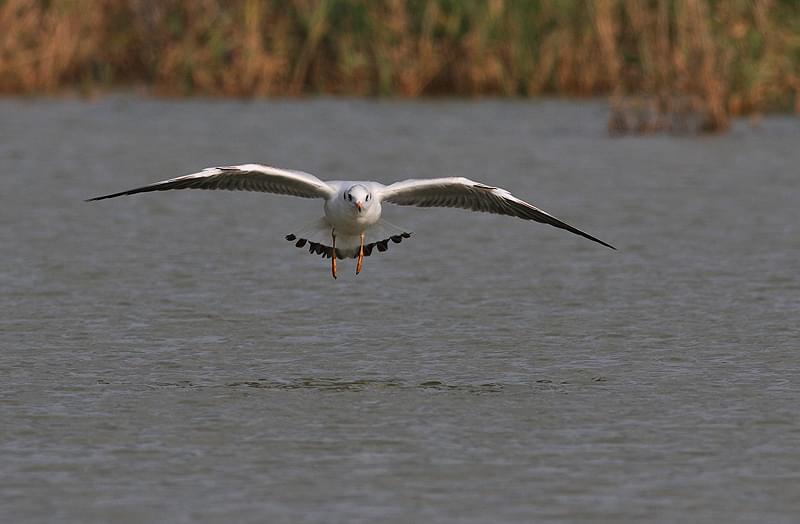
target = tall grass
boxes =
[1,0,799,131]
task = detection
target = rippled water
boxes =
[2,97,799,523]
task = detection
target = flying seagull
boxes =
[87,163,615,279]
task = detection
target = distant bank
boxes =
[2,0,798,132]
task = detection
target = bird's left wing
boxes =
[87,164,337,201]
[379,177,615,249]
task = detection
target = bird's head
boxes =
[344,184,373,214]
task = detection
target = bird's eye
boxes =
[348,194,352,201]
[366,194,370,201]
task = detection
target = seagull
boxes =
[87,163,615,279]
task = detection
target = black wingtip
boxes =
[559,222,616,250]
[566,226,616,250]
[556,221,616,250]
[85,191,126,202]
[587,236,616,250]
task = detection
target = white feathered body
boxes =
[300,181,410,259]
[323,181,384,234]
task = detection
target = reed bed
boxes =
[2,0,799,132]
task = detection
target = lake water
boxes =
[1,96,799,523]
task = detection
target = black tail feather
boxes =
[286,232,413,259]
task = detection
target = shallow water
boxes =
[1,96,799,523]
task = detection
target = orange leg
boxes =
[331,229,338,280]
[356,233,365,275]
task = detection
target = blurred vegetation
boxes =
[1,0,799,131]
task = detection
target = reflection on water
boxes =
[2,97,799,523]
[233,378,508,393]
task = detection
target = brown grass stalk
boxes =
[1,0,798,133]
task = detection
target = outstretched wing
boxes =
[379,177,615,249]
[87,164,337,201]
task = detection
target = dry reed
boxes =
[1,0,799,132]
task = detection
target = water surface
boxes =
[1,97,799,523]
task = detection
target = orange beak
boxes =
[355,202,364,212]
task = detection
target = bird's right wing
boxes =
[87,164,337,201]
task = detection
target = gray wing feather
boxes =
[87,164,336,201]
[379,177,615,249]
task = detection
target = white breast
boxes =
[324,189,382,234]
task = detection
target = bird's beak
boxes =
[355,202,364,212]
